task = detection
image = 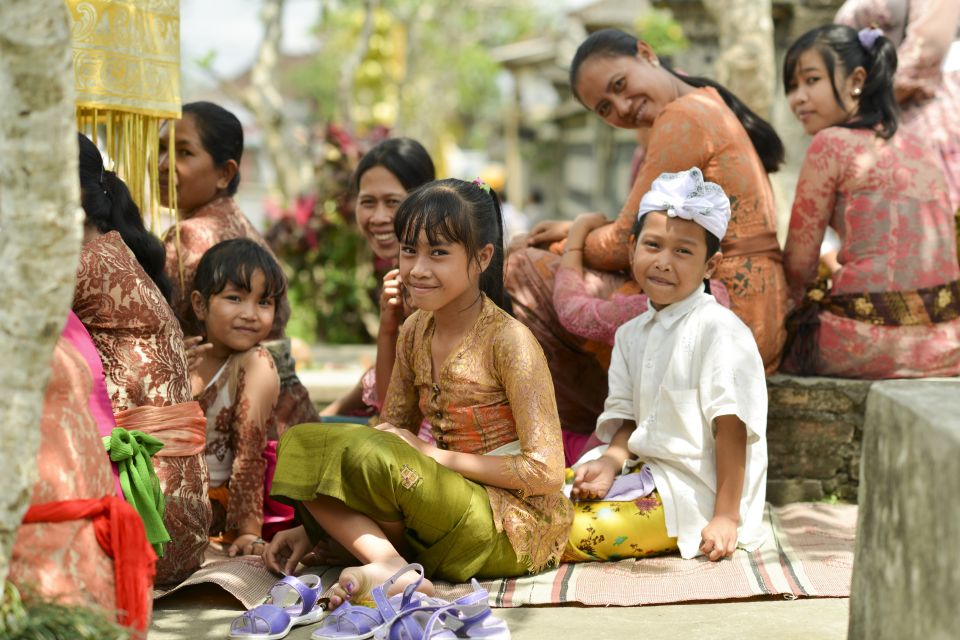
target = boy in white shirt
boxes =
[568,167,768,562]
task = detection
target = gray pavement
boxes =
[150,584,849,639]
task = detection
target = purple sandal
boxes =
[311,563,443,640]
[230,574,327,639]
[374,580,510,640]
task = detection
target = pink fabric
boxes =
[260,440,295,540]
[837,0,960,208]
[61,311,122,497]
[783,126,960,377]
[561,429,590,467]
[553,267,732,346]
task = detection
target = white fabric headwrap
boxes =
[637,167,731,241]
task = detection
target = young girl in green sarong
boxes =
[264,178,572,607]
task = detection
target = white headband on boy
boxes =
[637,167,731,241]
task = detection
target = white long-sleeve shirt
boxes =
[597,285,768,558]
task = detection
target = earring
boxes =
[852,87,862,96]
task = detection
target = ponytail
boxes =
[783,25,899,139]
[570,28,785,173]
[77,134,174,302]
[480,186,512,315]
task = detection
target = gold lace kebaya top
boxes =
[381,296,573,573]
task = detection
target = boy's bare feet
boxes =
[329,557,434,608]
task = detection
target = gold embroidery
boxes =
[937,287,952,310]
[399,464,422,490]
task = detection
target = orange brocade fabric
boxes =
[10,337,131,624]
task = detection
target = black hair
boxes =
[783,25,898,139]
[630,212,722,259]
[353,137,436,193]
[187,238,287,336]
[569,28,785,173]
[182,101,244,195]
[77,133,174,303]
[394,179,512,313]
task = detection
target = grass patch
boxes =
[0,582,128,640]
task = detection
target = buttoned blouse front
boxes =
[597,287,769,558]
[381,296,573,572]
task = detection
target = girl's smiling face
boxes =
[398,230,492,314]
[158,114,236,214]
[356,165,408,261]
[786,48,863,135]
[574,43,677,130]
[192,268,275,358]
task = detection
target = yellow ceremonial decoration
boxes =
[67,0,181,228]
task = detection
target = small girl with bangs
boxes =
[189,238,288,557]
[265,179,572,607]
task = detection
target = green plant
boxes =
[265,124,387,344]
[635,8,688,58]
[0,582,128,640]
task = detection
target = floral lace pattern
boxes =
[197,346,279,534]
[381,296,573,572]
[837,0,960,208]
[783,126,960,377]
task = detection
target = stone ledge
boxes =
[766,374,874,504]
[849,379,960,639]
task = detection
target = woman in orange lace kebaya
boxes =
[160,101,318,434]
[505,29,788,446]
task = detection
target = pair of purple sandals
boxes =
[229,563,511,639]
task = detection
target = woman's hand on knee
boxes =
[263,525,311,575]
[526,220,572,248]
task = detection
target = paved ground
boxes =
[150,584,849,639]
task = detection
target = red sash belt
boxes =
[23,496,156,633]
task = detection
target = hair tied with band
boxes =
[857,26,884,52]
[471,177,492,194]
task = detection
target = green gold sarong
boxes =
[271,423,526,582]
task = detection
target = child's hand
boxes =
[184,335,213,372]
[571,455,619,500]
[699,515,739,561]
[228,533,264,558]
[263,525,312,576]
[379,269,406,335]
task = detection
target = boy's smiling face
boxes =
[631,211,722,309]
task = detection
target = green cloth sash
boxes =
[103,427,170,556]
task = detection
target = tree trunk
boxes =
[702,0,776,119]
[0,0,83,589]
[336,0,381,133]
[244,0,310,205]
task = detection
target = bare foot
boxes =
[329,557,434,608]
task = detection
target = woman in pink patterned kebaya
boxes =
[781,24,960,377]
